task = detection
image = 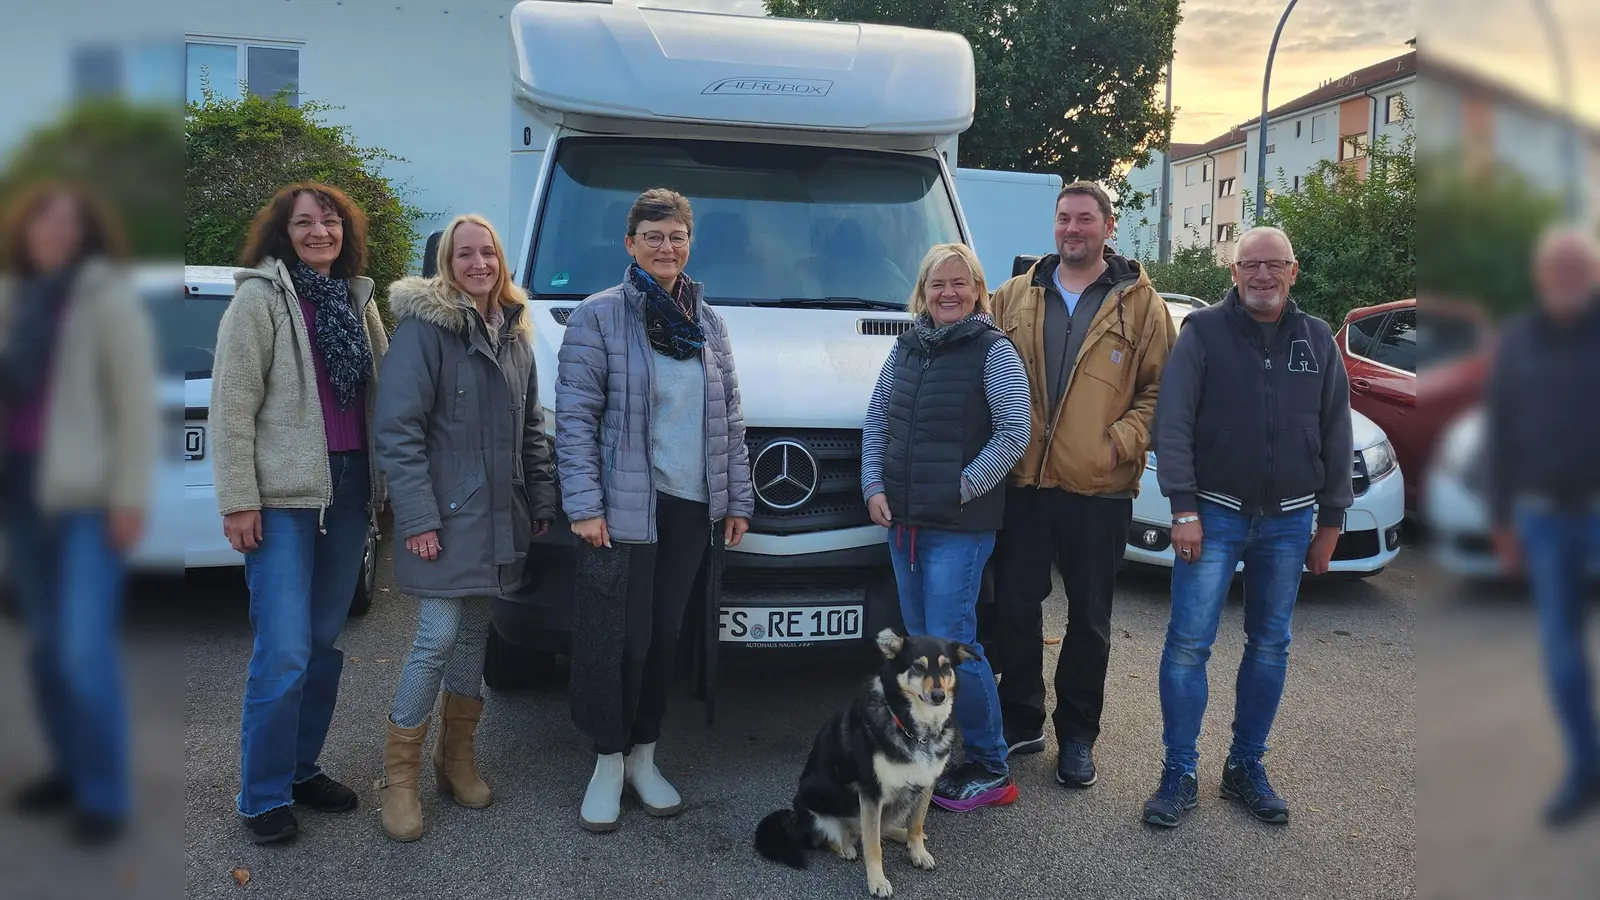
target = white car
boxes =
[157,265,380,613]
[1123,301,1407,577]
[1423,406,1503,578]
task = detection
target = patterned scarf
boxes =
[288,260,371,410]
[913,310,993,351]
[629,263,704,361]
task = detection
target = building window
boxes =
[1385,93,1404,124]
[71,41,182,102]
[1216,223,1236,244]
[1340,133,1369,161]
[1200,204,1212,226]
[1217,177,1236,198]
[1296,121,1303,138]
[1292,175,1302,191]
[1201,163,1213,183]
[1266,143,1276,154]
[1183,207,1194,227]
[1148,188,1158,209]
[1311,114,1328,143]
[185,39,302,105]
[1185,164,1197,186]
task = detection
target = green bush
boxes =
[1143,241,1233,304]
[185,88,424,327]
[0,98,184,258]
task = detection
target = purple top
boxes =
[5,298,70,454]
[299,296,366,452]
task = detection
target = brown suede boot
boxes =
[433,693,492,809]
[377,718,428,842]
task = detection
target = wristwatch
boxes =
[1172,515,1200,525]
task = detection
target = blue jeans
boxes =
[1,455,131,819]
[237,451,370,817]
[1515,509,1599,777]
[888,526,1007,774]
[1160,501,1313,773]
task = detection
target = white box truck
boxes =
[466,0,987,686]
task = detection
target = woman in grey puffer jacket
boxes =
[555,188,753,833]
[371,214,557,842]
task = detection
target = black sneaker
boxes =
[1543,768,1600,828]
[931,762,1020,812]
[1005,729,1046,756]
[12,775,73,815]
[71,811,127,848]
[1221,756,1290,824]
[243,807,300,844]
[1055,741,1098,788]
[292,774,359,813]
[1142,765,1199,827]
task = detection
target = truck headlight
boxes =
[1360,440,1397,480]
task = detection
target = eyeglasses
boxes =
[290,217,344,232]
[632,231,690,249]
[1235,259,1294,275]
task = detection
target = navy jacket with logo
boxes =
[1153,288,1354,527]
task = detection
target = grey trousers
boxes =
[390,595,493,728]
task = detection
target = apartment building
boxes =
[1125,50,1417,263]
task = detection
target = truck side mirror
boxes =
[1012,254,1041,279]
[421,230,444,278]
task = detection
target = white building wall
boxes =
[1119,149,1167,261]
[181,0,518,265]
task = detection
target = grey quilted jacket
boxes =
[554,273,754,543]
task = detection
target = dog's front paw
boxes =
[866,873,894,898]
[908,844,936,870]
[833,841,859,861]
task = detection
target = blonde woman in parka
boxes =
[371,214,557,842]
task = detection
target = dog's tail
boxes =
[754,808,810,869]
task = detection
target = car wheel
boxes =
[482,626,564,690]
[348,521,379,617]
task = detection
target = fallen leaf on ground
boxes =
[232,868,251,886]
[1129,674,1142,679]
[1122,630,1133,639]
[1044,637,1063,646]
[1309,807,1322,813]
[376,658,393,663]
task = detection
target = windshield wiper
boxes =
[530,291,590,301]
[765,297,905,311]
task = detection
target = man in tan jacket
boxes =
[987,181,1175,788]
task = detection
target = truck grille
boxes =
[744,428,871,535]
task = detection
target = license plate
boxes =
[718,604,864,644]
[185,425,205,461]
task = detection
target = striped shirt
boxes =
[861,339,1031,505]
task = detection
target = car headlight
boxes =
[1435,407,1484,481]
[1360,440,1397,480]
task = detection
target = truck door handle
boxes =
[1351,378,1371,392]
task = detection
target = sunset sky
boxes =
[630,0,1599,147]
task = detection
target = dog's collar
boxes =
[891,712,928,745]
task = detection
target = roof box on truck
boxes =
[508,0,974,147]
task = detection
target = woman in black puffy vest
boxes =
[860,242,1031,812]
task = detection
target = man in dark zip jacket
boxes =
[1487,227,1600,828]
[1143,226,1352,829]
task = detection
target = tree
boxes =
[764,0,1179,188]
[185,88,424,326]
[0,98,184,258]
[1416,160,1561,320]
[1143,241,1233,304]
[1251,116,1417,326]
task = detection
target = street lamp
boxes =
[1255,0,1299,223]
[1159,58,1173,262]
[1530,0,1584,222]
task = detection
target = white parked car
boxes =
[1422,406,1503,578]
[161,265,380,614]
[1122,301,1407,577]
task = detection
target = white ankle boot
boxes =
[624,742,683,817]
[580,753,624,833]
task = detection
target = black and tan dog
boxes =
[755,629,971,897]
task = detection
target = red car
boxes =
[1336,297,1493,513]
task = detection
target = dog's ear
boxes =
[951,642,979,665]
[876,628,904,660]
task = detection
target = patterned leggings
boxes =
[390,596,493,728]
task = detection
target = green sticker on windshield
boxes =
[551,272,570,288]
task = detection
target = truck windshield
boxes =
[527,137,962,307]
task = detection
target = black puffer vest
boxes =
[881,316,1008,532]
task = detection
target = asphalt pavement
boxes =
[14,538,1437,899]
